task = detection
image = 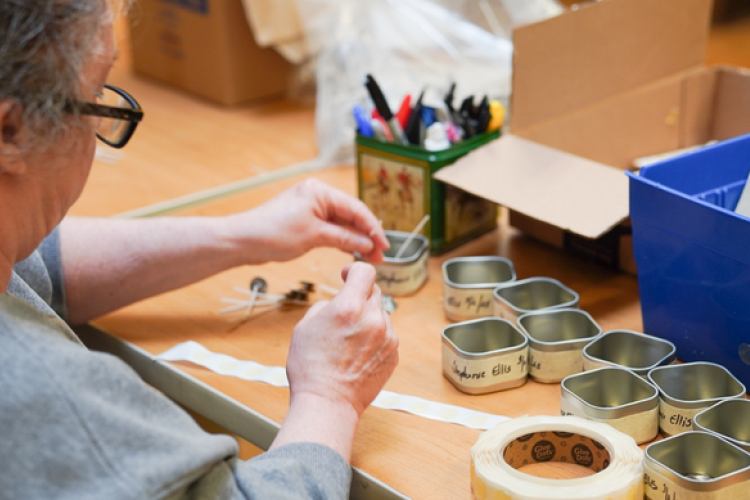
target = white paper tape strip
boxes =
[157,341,509,430]
[471,415,644,500]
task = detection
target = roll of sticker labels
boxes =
[471,416,644,500]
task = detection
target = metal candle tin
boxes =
[517,308,601,383]
[441,317,528,394]
[493,277,578,322]
[582,330,676,377]
[561,367,660,444]
[694,399,750,452]
[442,256,516,322]
[648,362,747,437]
[644,431,750,499]
[370,230,430,296]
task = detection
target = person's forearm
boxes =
[270,392,360,463]
[60,216,245,324]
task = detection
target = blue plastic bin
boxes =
[627,133,750,386]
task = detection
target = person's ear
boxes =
[0,101,27,176]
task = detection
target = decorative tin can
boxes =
[442,256,516,322]
[370,230,430,296]
[441,317,528,394]
[648,362,746,437]
[694,399,750,453]
[561,367,660,444]
[644,432,750,500]
[583,330,676,377]
[493,277,578,322]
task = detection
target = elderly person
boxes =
[0,1,399,499]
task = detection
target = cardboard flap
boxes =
[434,135,629,239]
[511,0,711,131]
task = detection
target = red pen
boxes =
[371,110,394,141]
[396,95,412,129]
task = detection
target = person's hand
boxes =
[285,262,399,418]
[224,178,389,265]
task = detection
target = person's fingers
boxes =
[316,223,374,256]
[320,185,389,251]
[338,262,377,302]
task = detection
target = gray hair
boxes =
[0,0,113,148]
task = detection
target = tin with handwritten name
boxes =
[368,230,430,296]
[493,277,578,322]
[442,256,516,322]
[648,362,746,437]
[442,317,528,394]
[644,431,750,500]
[518,308,601,383]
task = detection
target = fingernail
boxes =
[358,237,374,252]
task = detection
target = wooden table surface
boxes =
[72,8,750,500]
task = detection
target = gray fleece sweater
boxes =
[0,230,352,500]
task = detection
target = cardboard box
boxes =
[128,0,293,105]
[434,0,750,273]
[628,133,750,386]
[356,132,500,254]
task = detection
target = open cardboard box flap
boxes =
[434,0,712,240]
[434,135,628,239]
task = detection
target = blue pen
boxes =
[421,106,437,129]
[353,104,374,137]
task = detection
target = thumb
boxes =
[339,262,377,301]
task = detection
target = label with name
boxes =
[443,286,495,321]
[442,345,527,391]
[528,348,584,382]
[561,401,659,445]
[375,251,428,296]
[658,399,703,436]
[644,465,748,500]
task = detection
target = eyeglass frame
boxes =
[65,84,144,149]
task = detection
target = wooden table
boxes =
[80,164,641,500]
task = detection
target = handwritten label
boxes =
[442,345,528,391]
[643,466,749,500]
[494,298,522,322]
[658,399,703,436]
[528,348,584,382]
[560,400,659,444]
[443,286,494,321]
[375,252,428,296]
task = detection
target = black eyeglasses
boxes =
[66,84,144,149]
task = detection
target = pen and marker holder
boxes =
[356,130,500,254]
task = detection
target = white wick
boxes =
[394,215,430,259]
